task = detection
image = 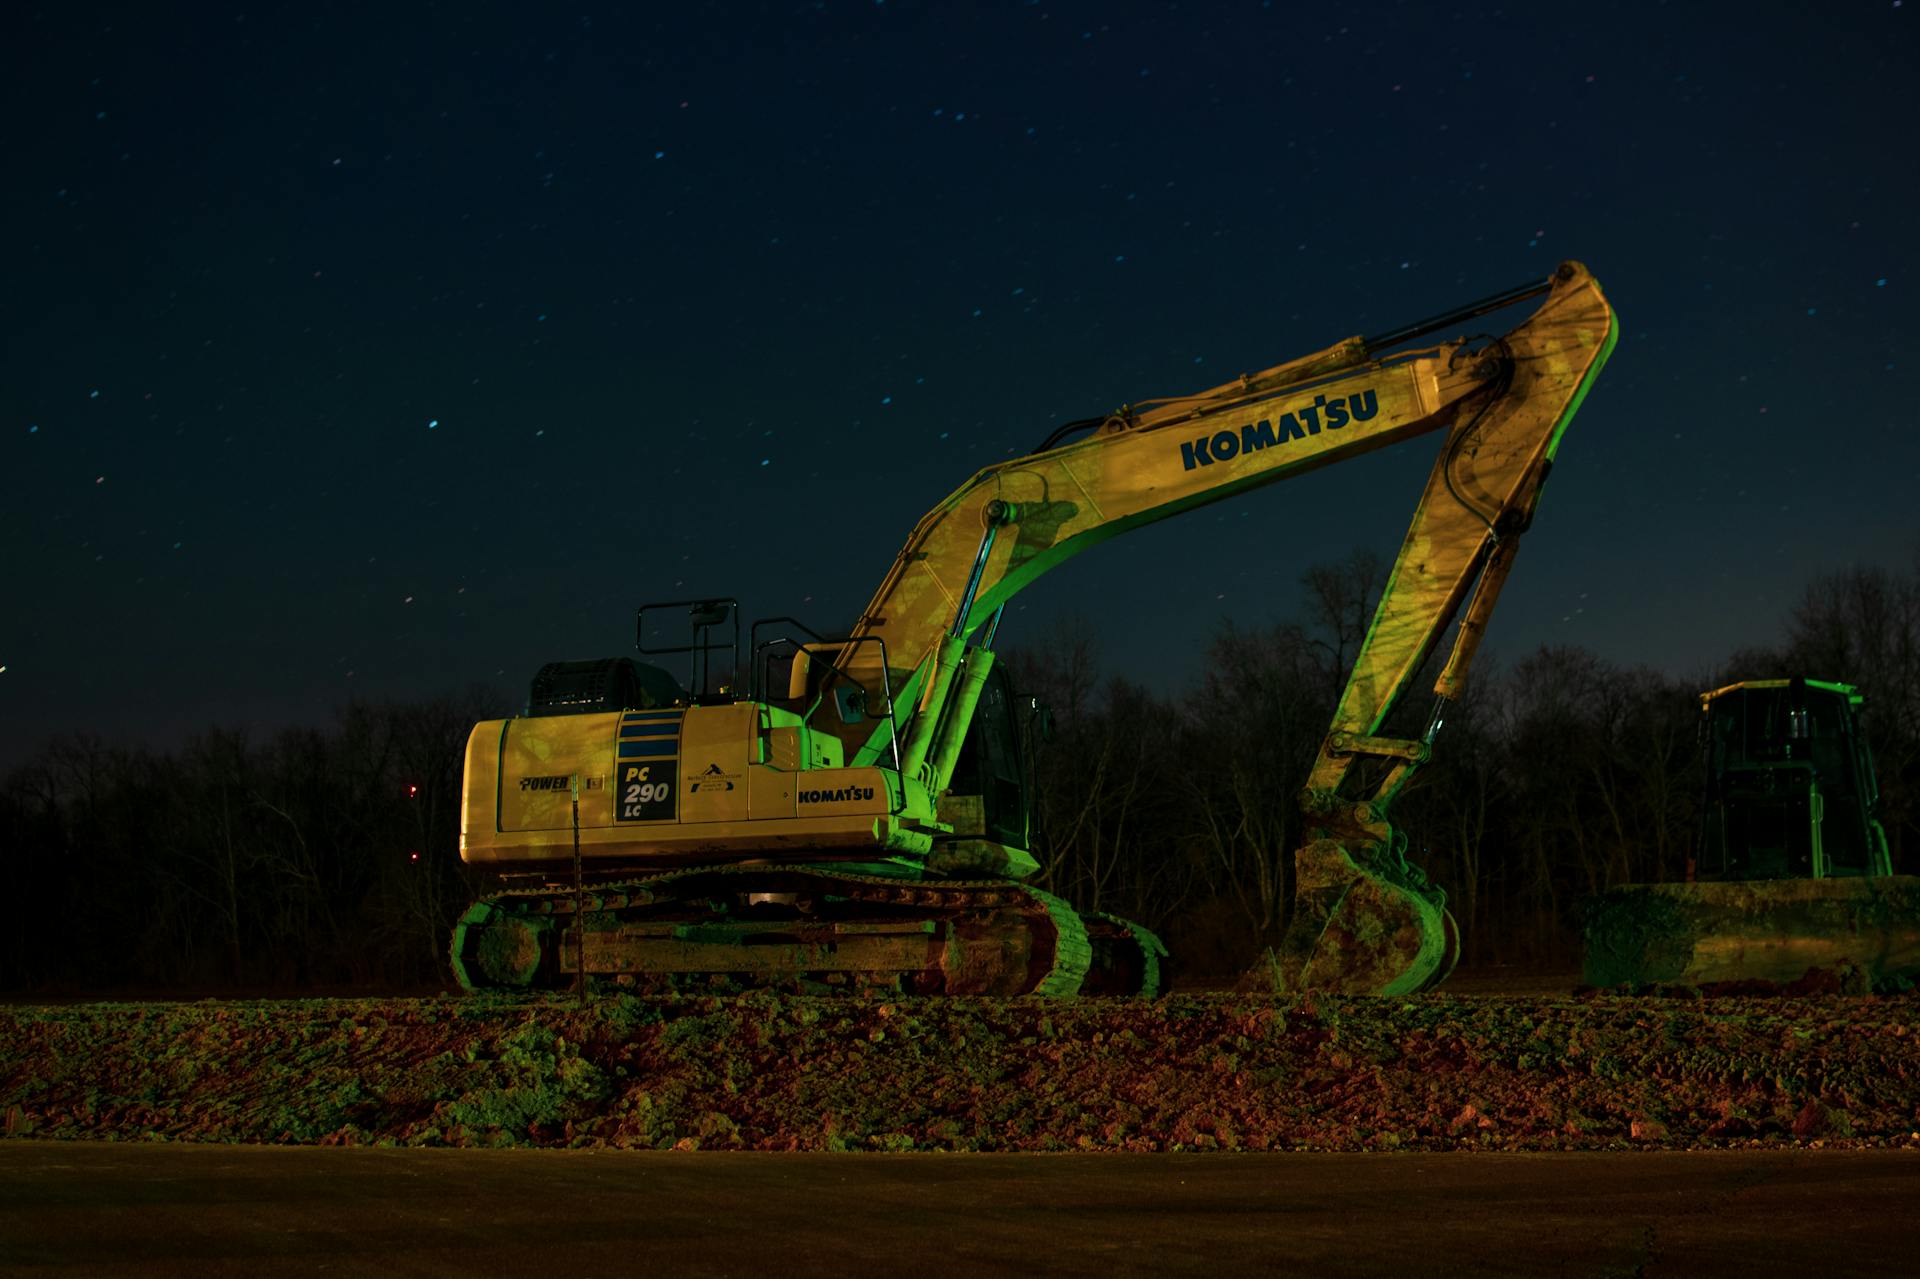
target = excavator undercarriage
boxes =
[452,864,1165,997]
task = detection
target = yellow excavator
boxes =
[452,261,1617,997]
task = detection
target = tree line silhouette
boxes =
[4,552,1915,992]
[1017,552,1920,974]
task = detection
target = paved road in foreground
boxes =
[2,1144,1914,1276]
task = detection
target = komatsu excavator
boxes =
[451,260,1617,997]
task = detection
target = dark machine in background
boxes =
[1584,679,1918,989]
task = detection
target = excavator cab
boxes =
[941,664,1031,849]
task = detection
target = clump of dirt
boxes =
[3,990,1916,1152]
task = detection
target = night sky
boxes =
[5,1,1916,764]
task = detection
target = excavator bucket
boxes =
[1583,679,1920,991]
[1266,839,1460,995]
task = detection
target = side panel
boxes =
[678,704,756,824]
[460,704,930,874]
[749,764,798,819]
[499,715,616,831]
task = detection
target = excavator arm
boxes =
[809,260,1616,993]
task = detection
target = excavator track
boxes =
[1081,912,1170,998]
[451,865,1168,998]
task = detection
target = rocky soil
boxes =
[4,988,1917,1152]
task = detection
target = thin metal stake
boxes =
[571,774,587,1005]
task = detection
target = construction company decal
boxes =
[689,762,739,793]
[1178,388,1379,471]
[615,711,680,821]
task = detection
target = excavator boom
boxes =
[833,265,1613,780]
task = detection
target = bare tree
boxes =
[1299,548,1387,704]
[1180,619,1327,945]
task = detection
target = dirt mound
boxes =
[4,991,1916,1151]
